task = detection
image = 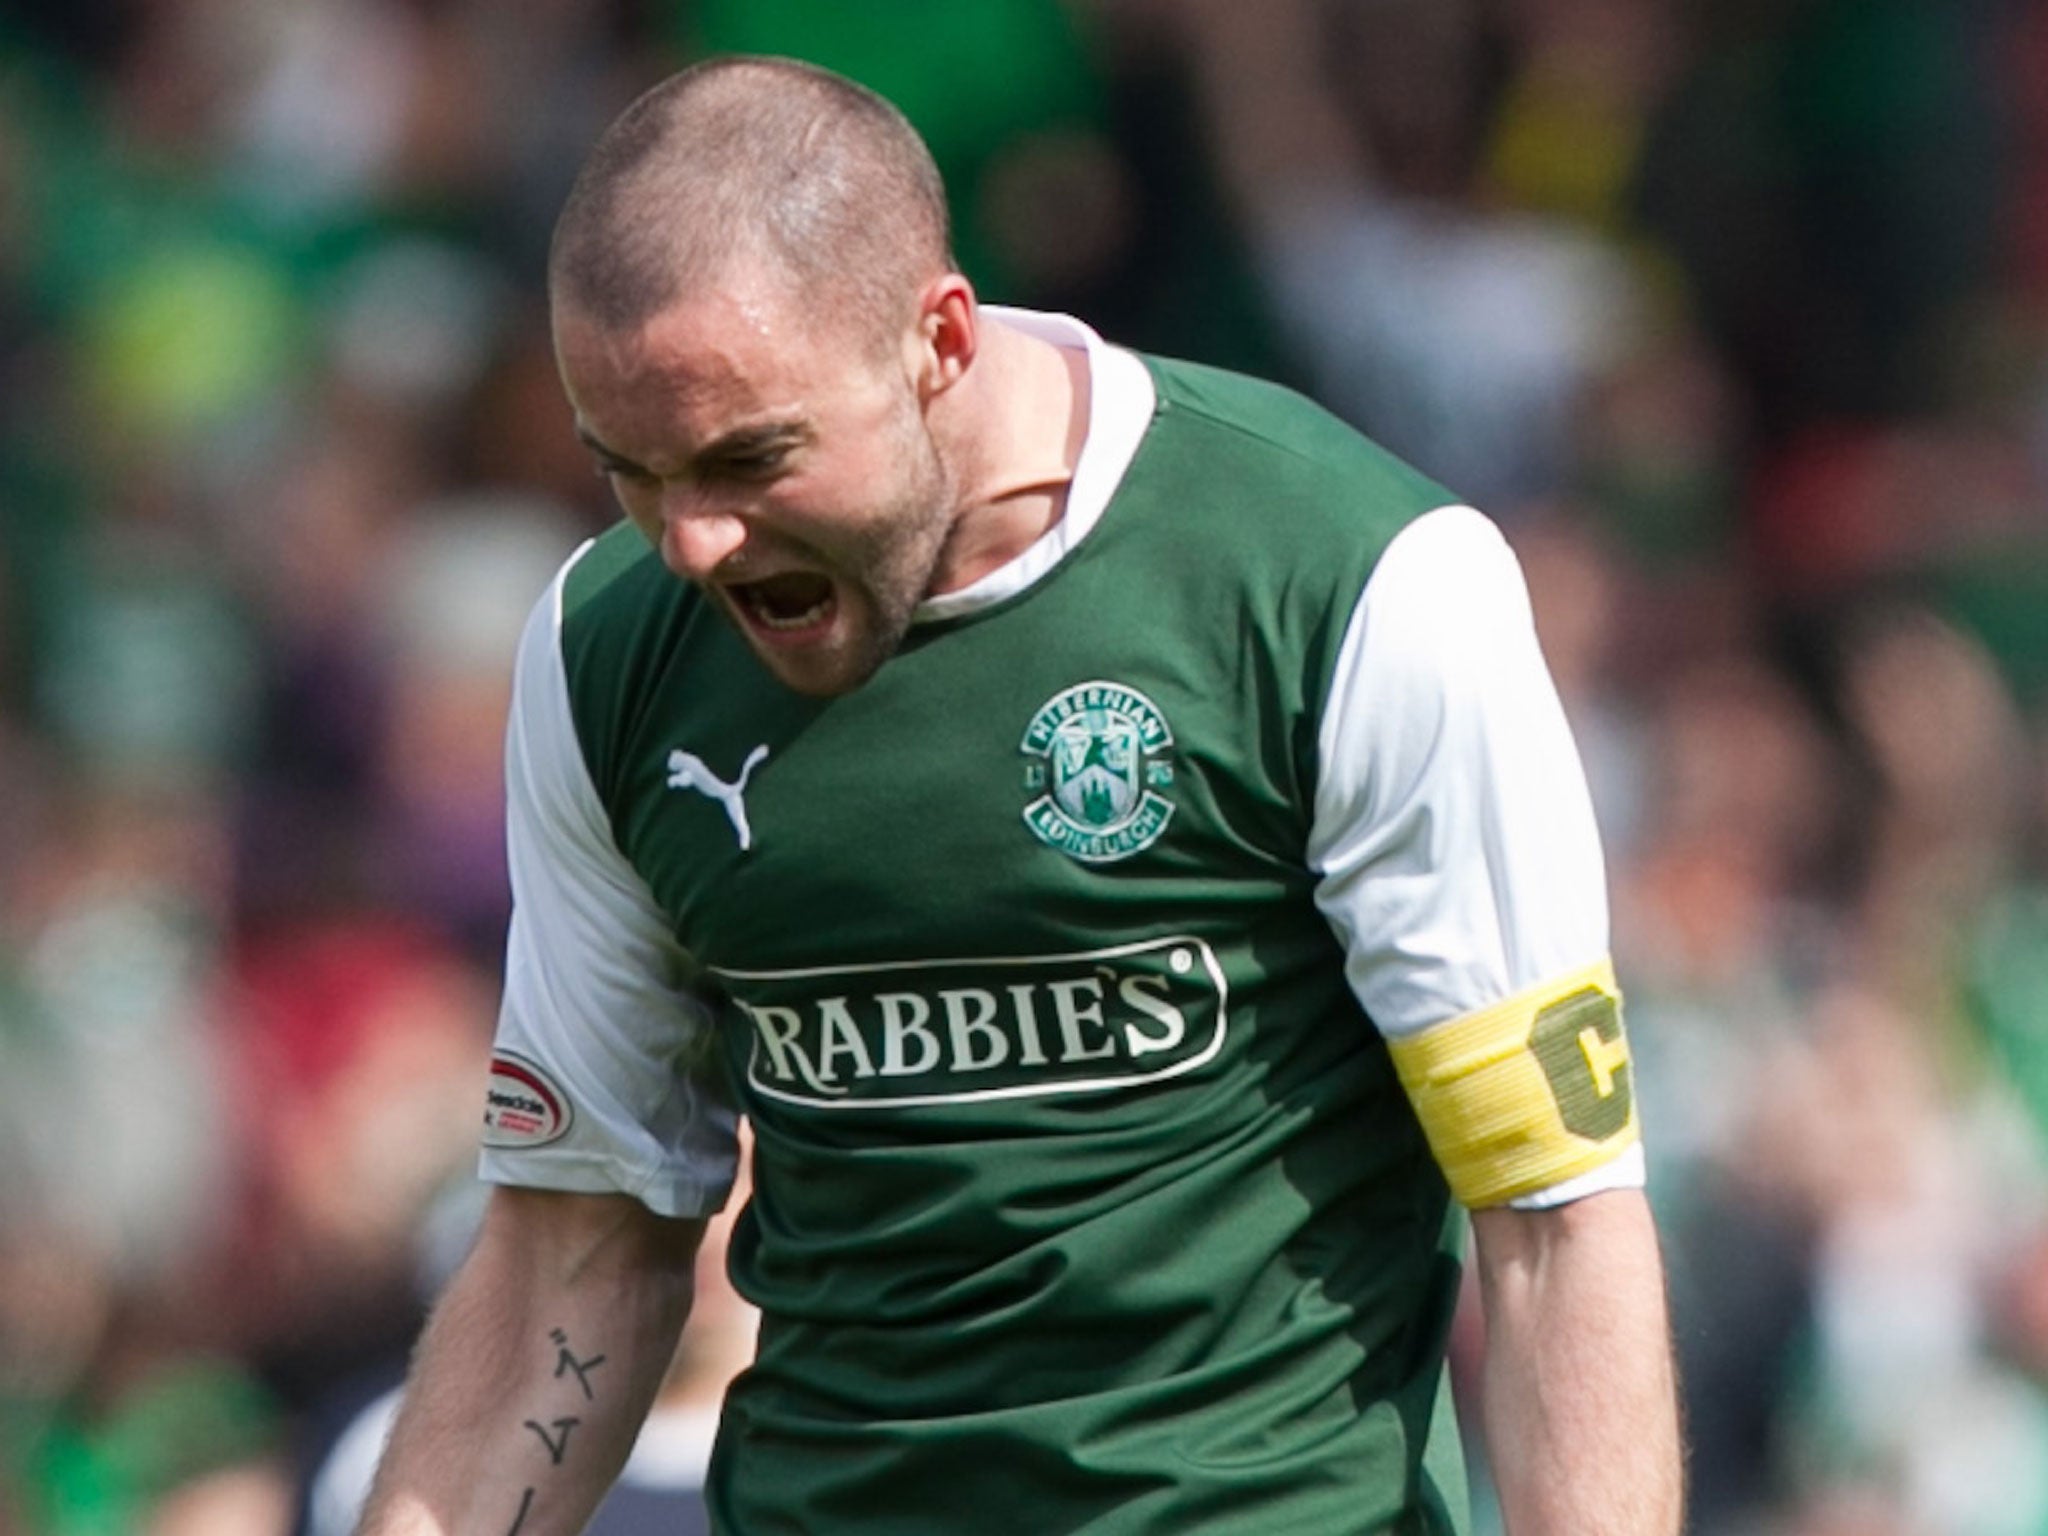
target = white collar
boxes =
[912,306,1155,624]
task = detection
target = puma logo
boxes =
[666,744,771,851]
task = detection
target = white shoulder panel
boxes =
[480,546,739,1218]
[1308,504,1611,1031]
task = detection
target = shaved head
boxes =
[549,56,955,348]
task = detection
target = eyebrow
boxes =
[575,420,811,474]
[575,425,638,470]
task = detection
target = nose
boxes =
[658,487,750,582]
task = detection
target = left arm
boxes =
[1305,511,1680,1527]
[1472,1189,1682,1536]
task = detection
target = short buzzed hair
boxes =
[549,56,955,346]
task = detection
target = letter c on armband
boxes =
[1386,959,1639,1209]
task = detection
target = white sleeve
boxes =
[1308,504,1644,1206]
[478,548,739,1218]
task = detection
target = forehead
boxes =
[554,275,875,453]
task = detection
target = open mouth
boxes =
[730,572,836,636]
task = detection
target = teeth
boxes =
[753,595,832,631]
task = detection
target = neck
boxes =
[928,313,1089,595]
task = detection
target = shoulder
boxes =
[559,521,695,641]
[1104,355,1461,682]
[550,521,709,700]
[533,522,709,811]
[1137,354,1455,546]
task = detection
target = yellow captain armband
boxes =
[1386,958,1638,1209]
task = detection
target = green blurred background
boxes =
[3,2,2048,1532]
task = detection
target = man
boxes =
[360,54,1681,1536]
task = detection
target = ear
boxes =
[908,273,977,403]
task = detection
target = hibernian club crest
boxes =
[1020,680,1175,864]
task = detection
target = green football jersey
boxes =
[482,309,1628,1533]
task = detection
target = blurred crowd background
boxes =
[1,0,2045,1532]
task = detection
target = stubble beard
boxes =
[830,437,955,691]
[753,421,956,698]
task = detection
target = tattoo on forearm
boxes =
[550,1327,608,1400]
[523,1417,582,1465]
[504,1327,605,1531]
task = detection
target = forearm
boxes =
[358,1190,701,1536]
[1473,1190,1682,1536]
